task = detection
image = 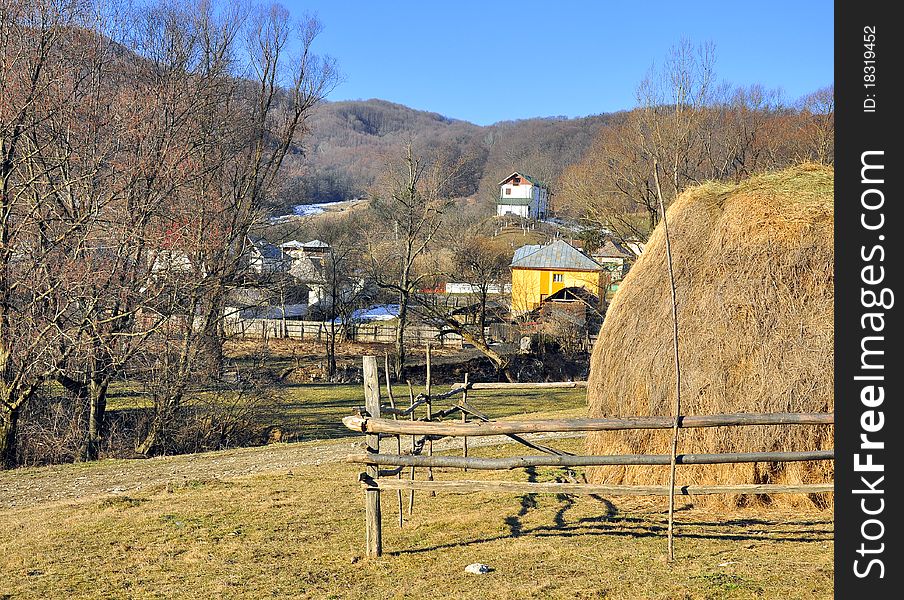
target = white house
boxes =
[495,171,549,221]
[279,239,333,305]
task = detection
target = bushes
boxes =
[14,380,278,467]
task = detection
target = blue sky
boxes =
[280,0,833,125]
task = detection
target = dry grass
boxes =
[0,434,833,599]
[587,165,834,507]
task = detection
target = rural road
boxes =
[0,432,584,510]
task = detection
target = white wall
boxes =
[249,249,285,274]
[308,284,328,307]
[496,204,529,218]
[500,182,534,199]
[445,282,511,294]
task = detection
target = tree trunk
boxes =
[327,279,339,381]
[135,421,159,456]
[442,316,514,382]
[136,400,172,457]
[395,291,409,379]
[197,286,226,379]
[83,377,109,461]
[0,405,19,469]
[478,288,488,345]
[197,323,224,380]
[327,319,337,380]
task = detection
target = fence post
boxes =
[426,344,434,494]
[462,372,469,470]
[363,356,382,557]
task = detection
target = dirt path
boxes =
[0,432,583,510]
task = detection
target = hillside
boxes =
[274,99,614,211]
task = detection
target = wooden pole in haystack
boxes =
[384,354,403,528]
[654,158,682,562]
[362,356,383,557]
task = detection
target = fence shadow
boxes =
[390,494,833,556]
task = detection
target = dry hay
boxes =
[586,164,834,507]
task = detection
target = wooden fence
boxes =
[223,318,465,347]
[343,355,834,557]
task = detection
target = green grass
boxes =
[270,384,588,441]
[106,382,589,443]
[0,435,833,599]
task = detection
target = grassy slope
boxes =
[0,435,833,599]
[1,386,832,598]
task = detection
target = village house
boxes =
[509,239,604,316]
[495,171,549,221]
[591,239,633,281]
[280,239,330,267]
[279,239,332,307]
[246,236,285,274]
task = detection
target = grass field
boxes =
[106,382,589,444]
[5,373,832,598]
[0,432,833,599]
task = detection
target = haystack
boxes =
[586,164,833,507]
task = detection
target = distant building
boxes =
[509,240,604,316]
[495,171,549,221]
[246,236,285,274]
[280,239,330,268]
[279,239,334,306]
[591,239,633,281]
[444,282,512,295]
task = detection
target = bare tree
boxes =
[795,84,834,165]
[0,0,129,466]
[366,143,463,378]
[315,215,369,381]
[133,2,336,456]
[558,42,804,247]
[635,39,718,211]
[405,232,515,378]
[449,239,509,346]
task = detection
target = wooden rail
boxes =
[452,381,587,390]
[346,449,834,470]
[350,356,834,558]
[343,412,834,437]
[361,478,834,497]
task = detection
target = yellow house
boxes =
[510,240,604,316]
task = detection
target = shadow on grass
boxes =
[390,493,833,556]
[504,466,539,537]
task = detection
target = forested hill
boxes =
[274,98,614,210]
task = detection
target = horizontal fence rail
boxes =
[223,317,467,347]
[347,449,834,470]
[451,381,588,390]
[360,478,834,497]
[350,355,834,558]
[343,412,835,437]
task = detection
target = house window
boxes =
[505,188,511,195]
[513,177,521,185]
[552,273,563,283]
